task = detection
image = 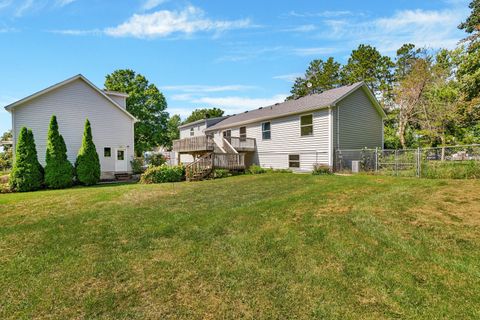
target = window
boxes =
[262,122,271,140]
[239,126,247,141]
[117,150,125,161]
[223,130,231,138]
[289,154,300,168]
[300,114,313,136]
[104,147,111,157]
[190,128,194,136]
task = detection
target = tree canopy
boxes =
[104,69,169,155]
[183,108,224,124]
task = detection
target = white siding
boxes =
[213,109,330,171]
[106,94,126,109]
[12,78,135,174]
[179,122,207,139]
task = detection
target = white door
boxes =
[115,148,127,172]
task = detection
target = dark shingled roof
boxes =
[206,82,369,132]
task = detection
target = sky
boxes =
[0,0,471,135]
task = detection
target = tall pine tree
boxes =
[44,115,74,189]
[9,127,43,192]
[75,119,100,185]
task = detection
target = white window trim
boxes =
[261,121,271,140]
[300,113,314,137]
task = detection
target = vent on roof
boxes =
[258,107,263,109]
[244,110,248,113]
[275,103,280,105]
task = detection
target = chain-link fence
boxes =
[335,144,480,179]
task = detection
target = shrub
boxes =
[140,164,185,184]
[248,165,266,174]
[422,161,480,179]
[0,149,12,172]
[312,164,333,175]
[0,183,10,193]
[131,157,145,174]
[265,168,293,174]
[146,153,166,167]
[9,127,44,192]
[75,119,100,185]
[44,115,74,189]
[214,169,231,179]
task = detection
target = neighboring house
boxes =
[4,74,137,179]
[177,116,228,164]
[173,82,385,179]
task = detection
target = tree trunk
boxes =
[398,117,407,149]
[440,135,446,161]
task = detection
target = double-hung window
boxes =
[262,122,271,140]
[300,114,313,136]
[239,126,247,141]
[104,147,111,157]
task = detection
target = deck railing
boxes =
[225,137,255,151]
[214,153,245,170]
[173,136,214,153]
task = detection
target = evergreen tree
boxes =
[9,127,43,192]
[75,119,100,185]
[44,115,74,189]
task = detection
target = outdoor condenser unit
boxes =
[351,160,360,173]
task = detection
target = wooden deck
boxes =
[173,136,214,153]
[174,136,255,153]
[225,137,255,152]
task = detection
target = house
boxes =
[176,116,228,164]
[4,74,137,180]
[173,82,385,180]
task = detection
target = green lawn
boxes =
[1,174,479,319]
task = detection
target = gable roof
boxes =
[4,74,137,121]
[206,82,385,132]
[178,116,229,130]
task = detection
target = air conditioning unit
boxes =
[352,160,360,173]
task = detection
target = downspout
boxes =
[328,106,333,167]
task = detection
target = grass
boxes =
[1,174,480,319]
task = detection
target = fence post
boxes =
[394,150,398,176]
[375,147,378,174]
[418,147,422,178]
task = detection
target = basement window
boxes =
[300,114,313,136]
[289,154,300,168]
[104,147,111,157]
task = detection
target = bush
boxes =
[214,169,231,179]
[9,127,44,192]
[146,153,166,167]
[265,168,293,174]
[140,164,185,184]
[0,149,12,172]
[75,119,100,185]
[44,115,74,189]
[0,183,10,193]
[131,157,145,174]
[248,165,266,174]
[422,161,480,179]
[312,164,333,175]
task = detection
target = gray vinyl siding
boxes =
[333,87,383,150]
[12,78,135,174]
[106,95,126,109]
[213,109,330,171]
[179,122,207,139]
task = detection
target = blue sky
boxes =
[0,0,471,134]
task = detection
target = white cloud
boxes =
[273,73,303,82]
[286,10,354,18]
[282,24,316,33]
[50,28,101,35]
[0,0,12,10]
[104,5,252,38]
[15,0,34,17]
[192,94,288,113]
[292,47,337,56]
[319,8,469,52]
[141,0,167,11]
[162,84,255,93]
[56,0,76,7]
